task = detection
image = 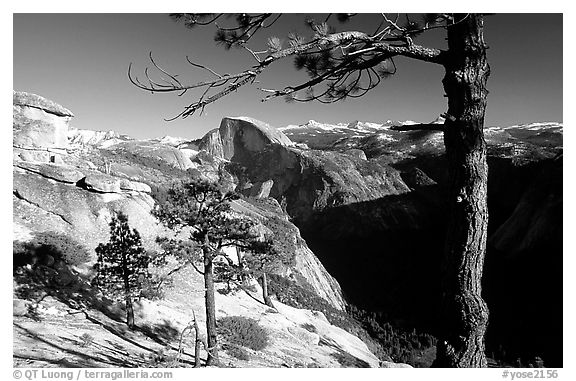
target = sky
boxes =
[13,13,563,140]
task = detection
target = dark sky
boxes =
[13,13,563,140]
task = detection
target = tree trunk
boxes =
[261,272,275,308]
[203,245,219,366]
[192,311,202,368]
[434,14,490,368]
[125,295,135,329]
[122,252,135,330]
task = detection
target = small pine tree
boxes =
[93,211,150,329]
[153,179,276,365]
[242,239,282,308]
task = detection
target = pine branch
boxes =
[390,123,445,132]
[131,21,446,118]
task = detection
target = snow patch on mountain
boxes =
[68,127,130,148]
[154,135,189,146]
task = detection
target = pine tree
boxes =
[241,216,298,308]
[131,13,492,367]
[152,179,274,366]
[241,239,278,308]
[94,211,150,329]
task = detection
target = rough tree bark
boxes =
[121,252,135,329]
[203,242,219,366]
[261,272,275,308]
[434,14,490,368]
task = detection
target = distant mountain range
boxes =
[275,119,562,162]
[68,119,563,155]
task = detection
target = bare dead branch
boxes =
[131,20,447,119]
[186,56,223,78]
[148,52,182,87]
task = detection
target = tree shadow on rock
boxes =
[13,231,122,322]
[13,322,135,368]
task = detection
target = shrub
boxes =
[79,333,94,348]
[139,274,169,301]
[140,345,177,368]
[217,316,269,351]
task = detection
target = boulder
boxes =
[83,173,121,193]
[13,91,74,117]
[15,162,85,184]
[119,179,152,193]
[13,91,72,151]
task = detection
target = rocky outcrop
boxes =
[14,162,85,184]
[82,173,122,193]
[13,91,74,117]
[119,179,152,193]
[13,166,163,264]
[199,117,293,162]
[13,91,74,163]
